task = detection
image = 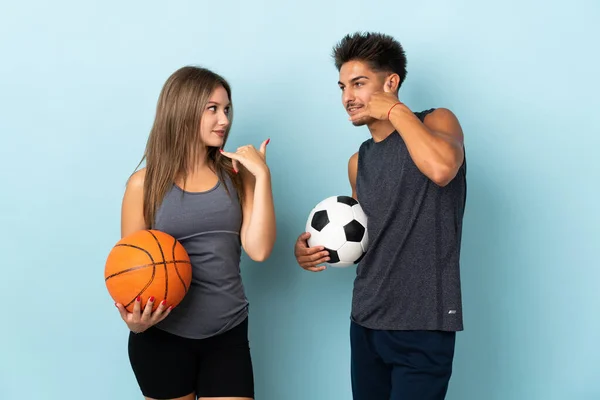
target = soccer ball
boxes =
[305,195,368,268]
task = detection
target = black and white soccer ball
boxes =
[305,195,368,268]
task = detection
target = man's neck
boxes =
[368,119,396,143]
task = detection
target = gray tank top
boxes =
[152,175,248,339]
[352,108,467,332]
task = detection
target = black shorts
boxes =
[128,318,254,399]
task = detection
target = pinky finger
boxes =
[157,305,174,323]
[152,300,171,319]
[306,265,327,272]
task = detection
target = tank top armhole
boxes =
[414,108,436,122]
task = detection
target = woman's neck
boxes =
[186,147,212,174]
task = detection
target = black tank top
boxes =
[352,108,467,331]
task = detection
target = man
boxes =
[294,32,467,400]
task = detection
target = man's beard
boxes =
[351,115,376,127]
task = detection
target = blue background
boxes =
[1,1,598,399]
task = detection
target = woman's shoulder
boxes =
[126,168,147,190]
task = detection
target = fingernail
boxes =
[234,169,238,174]
[136,296,141,302]
[114,302,118,307]
[219,149,223,152]
[168,306,174,310]
[161,300,167,306]
[149,296,155,302]
[266,138,270,145]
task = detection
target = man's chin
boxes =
[351,116,375,127]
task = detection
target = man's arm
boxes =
[389,106,464,187]
[348,151,358,199]
[294,151,359,273]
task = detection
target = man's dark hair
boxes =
[332,32,407,88]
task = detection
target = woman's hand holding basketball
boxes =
[220,138,270,177]
[115,296,173,334]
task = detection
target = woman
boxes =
[114,66,276,400]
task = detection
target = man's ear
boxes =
[383,73,400,93]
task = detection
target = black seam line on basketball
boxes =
[108,241,157,281]
[171,237,189,293]
[123,231,159,308]
[126,264,156,308]
[104,260,192,281]
[114,243,156,263]
[148,230,169,302]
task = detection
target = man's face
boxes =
[338,60,387,127]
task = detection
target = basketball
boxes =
[104,229,192,312]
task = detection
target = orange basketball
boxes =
[104,229,192,312]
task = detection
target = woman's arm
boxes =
[220,139,276,262]
[239,167,276,261]
[116,167,171,330]
[121,169,148,237]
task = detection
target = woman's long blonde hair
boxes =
[134,66,242,228]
